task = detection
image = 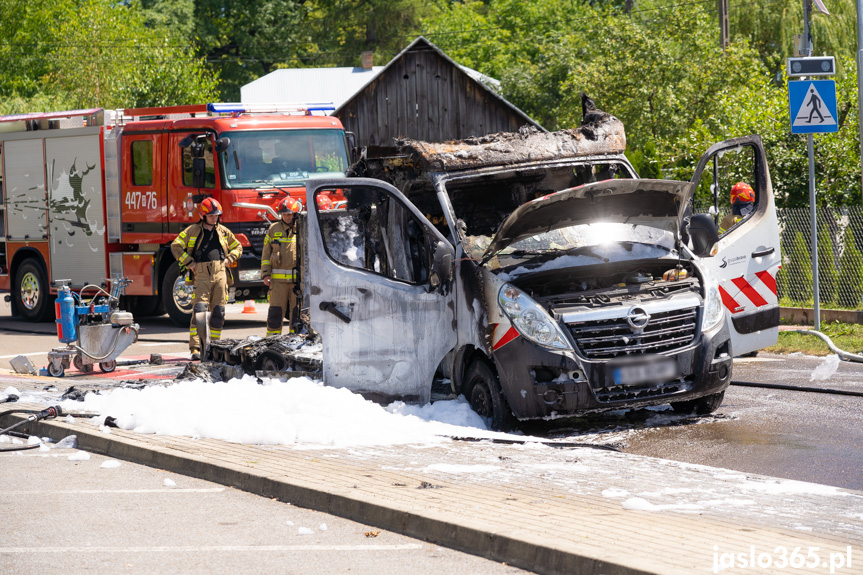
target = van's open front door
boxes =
[690,136,781,356]
[305,178,456,404]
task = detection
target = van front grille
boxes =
[567,306,698,359]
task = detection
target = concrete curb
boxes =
[13,414,654,575]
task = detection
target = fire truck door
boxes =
[45,132,106,287]
[168,132,217,230]
[120,133,167,243]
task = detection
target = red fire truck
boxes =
[0,103,353,325]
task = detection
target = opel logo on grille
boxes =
[626,306,650,330]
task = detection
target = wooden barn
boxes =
[335,37,543,156]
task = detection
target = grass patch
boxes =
[763,321,863,356]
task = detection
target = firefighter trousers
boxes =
[266,281,297,337]
[189,260,228,351]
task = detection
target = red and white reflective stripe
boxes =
[490,323,519,350]
[719,268,778,314]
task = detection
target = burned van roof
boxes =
[395,95,626,173]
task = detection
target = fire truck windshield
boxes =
[219,129,350,188]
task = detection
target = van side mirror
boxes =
[687,213,719,257]
[429,240,453,293]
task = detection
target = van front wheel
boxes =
[670,390,725,415]
[465,360,516,432]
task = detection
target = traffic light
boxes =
[787,57,835,77]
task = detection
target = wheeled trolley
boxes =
[46,277,139,377]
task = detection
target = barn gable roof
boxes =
[333,36,542,131]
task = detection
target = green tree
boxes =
[730,0,858,74]
[838,225,863,309]
[187,0,308,101]
[305,0,435,65]
[0,0,218,111]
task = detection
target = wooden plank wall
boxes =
[337,46,529,151]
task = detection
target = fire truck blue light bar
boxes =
[207,103,336,114]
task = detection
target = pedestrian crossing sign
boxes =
[788,79,838,134]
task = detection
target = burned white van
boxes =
[301,97,781,429]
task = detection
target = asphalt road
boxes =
[535,352,863,492]
[2,298,862,492]
[0,445,527,575]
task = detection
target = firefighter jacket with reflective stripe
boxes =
[261,220,297,282]
[171,223,242,268]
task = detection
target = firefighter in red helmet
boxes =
[720,182,755,233]
[171,197,243,360]
[262,196,302,336]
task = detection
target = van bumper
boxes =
[492,323,733,420]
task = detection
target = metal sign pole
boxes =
[808,133,820,330]
[802,0,821,330]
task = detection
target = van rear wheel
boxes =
[465,360,516,432]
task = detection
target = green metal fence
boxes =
[775,206,863,311]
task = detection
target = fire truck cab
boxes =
[0,103,353,325]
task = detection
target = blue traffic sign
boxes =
[788,80,838,134]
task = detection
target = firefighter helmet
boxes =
[730,182,755,204]
[316,194,333,211]
[199,197,223,217]
[277,197,302,214]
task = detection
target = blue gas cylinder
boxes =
[55,286,77,343]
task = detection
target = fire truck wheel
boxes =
[465,359,517,432]
[13,259,52,322]
[162,261,194,327]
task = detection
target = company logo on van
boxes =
[719,255,747,269]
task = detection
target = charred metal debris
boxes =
[176,333,323,383]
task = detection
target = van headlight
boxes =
[702,284,725,332]
[498,284,572,350]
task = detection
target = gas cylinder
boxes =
[55,285,77,343]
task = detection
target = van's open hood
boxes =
[482,179,692,262]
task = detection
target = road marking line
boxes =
[0,488,225,495]
[0,351,49,359]
[0,544,423,553]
